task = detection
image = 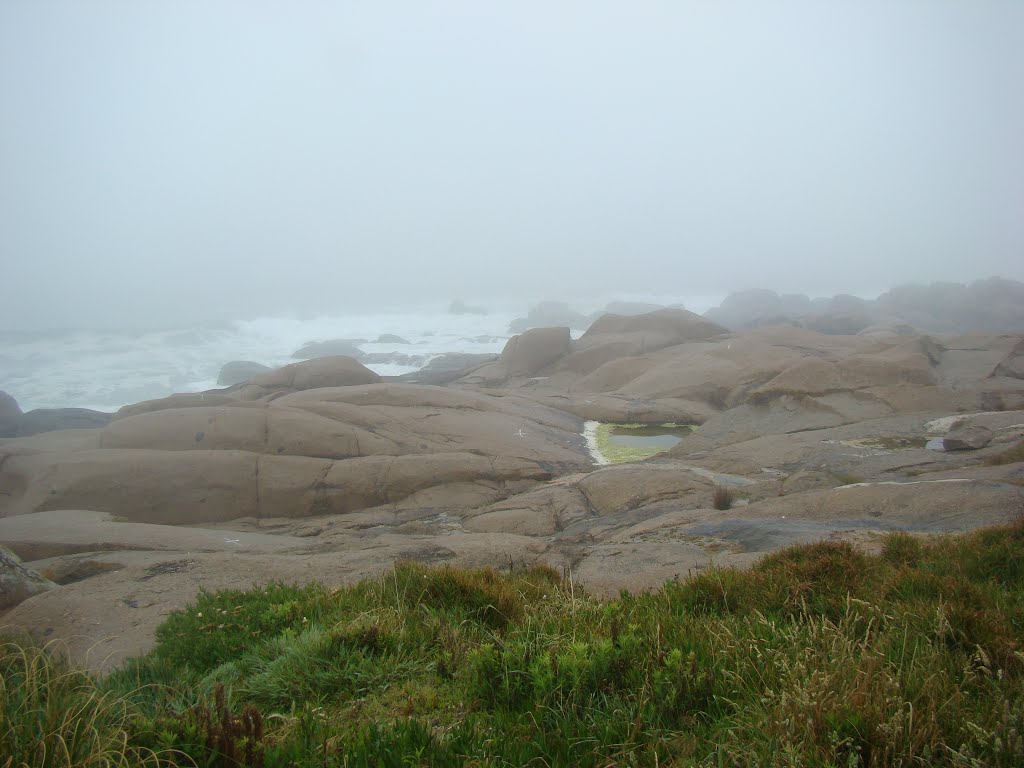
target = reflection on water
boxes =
[607,433,683,449]
[606,424,693,449]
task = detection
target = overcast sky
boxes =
[1,1,1022,329]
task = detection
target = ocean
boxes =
[0,295,724,413]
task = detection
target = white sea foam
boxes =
[0,309,517,411]
[0,293,726,412]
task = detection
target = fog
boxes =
[1,1,1022,330]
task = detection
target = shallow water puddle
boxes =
[606,424,692,449]
[585,421,695,463]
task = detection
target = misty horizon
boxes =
[2,2,1022,331]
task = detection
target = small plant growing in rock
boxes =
[713,485,733,510]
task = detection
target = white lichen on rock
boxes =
[583,420,610,465]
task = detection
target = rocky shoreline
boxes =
[2,295,1023,672]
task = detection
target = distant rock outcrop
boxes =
[375,334,410,344]
[597,301,666,317]
[448,299,487,315]
[875,279,1024,333]
[0,390,22,437]
[705,278,1024,335]
[583,308,726,344]
[17,408,113,436]
[704,289,809,329]
[0,394,113,438]
[240,356,380,395]
[558,309,729,377]
[217,360,271,386]
[390,353,499,385]
[291,339,366,360]
[361,352,427,366]
[509,301,590,334]
[463,309,730,387]
[800,313,874,336]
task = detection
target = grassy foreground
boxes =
[4,521,1024,767]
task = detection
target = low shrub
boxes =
[712,484,733,510]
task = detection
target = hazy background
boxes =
[1,1,1022,331]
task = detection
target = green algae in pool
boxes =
[607,424,693,448]
[596,422,695,463]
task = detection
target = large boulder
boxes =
[375,334,410,344]
[0,444,557,526]
[392,353,499,385]
[0,390,22,437]
[582,308,727,345]
[573,334,804,406]
[687,392,894,448]
[245,356,380,392]
[116,393,248,419]
[704,289,788,329]
[1,544,58,611]
[0,449,261,524]
[1,384,590,524]
[291,339,366,360]
[217,360,271,386]
[498,327,572,377]
[16,408,113,436]
[875,279,1024,333]
[557,309,729,377]
[942,424,994,452]
[463,328,572,383]
[749,338,937,403]
[990,338,1024,380]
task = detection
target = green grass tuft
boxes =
[0,636,175,768]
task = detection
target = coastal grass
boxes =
[0,637,174,768]
[5,520,1024,766]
